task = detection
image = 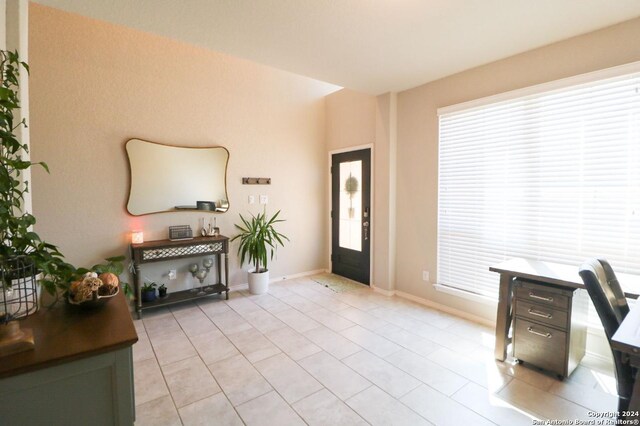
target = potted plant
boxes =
[141,282,157,302]
[0,50,76,305]
[158,283,167,298]
[231,210,289,295]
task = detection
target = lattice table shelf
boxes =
[130,236,229,319]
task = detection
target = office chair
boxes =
[579,258,634,413]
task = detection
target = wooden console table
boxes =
[490,258,640,364]
[0,291,138,425]
[130,236,229,319]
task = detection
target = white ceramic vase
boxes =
[248,269,269,295]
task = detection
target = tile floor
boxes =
[132,276,618,425]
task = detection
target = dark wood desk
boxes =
[0,291,138,425]
[491,258,640,362]
[612,302,640,415]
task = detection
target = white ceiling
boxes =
[33,0,640,94]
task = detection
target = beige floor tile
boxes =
[249,293,291,313]
[254,353,324,403]
[343,350,421,398]
[134,358,170,406]
[386,349,468,396]
[178,393,243,426]
[264,326,322,361]
[162,356,221,408]
[143,313,182,339]
[427,347,512,392]
[150,329,198,366]
[340,325,401,358]
[337,307,390,331]
[133,337,155,363]
[207,354,273,406]
[280,293,324,312]
[274,308,322,333]
[175,314,219,338]
[304,326,363,359]
[226,327,281,363]
[197,297,232,316]
[298,351,371,400]
[336,293,380,311]
[134,395,181,426]
[549,379,617,412]
[445,318,496,348]
[498,378,592,420]
[226,295,262,316]
[236,391,306,426]
[308,293,352,312]
[401,305,458,329]
[267,285,296,299]
[375,324,442,357]
[452,382,536,426]
[169,302,202,321]
[346,385,431,425]
[306,307,356,331]
[240,308,288,334]
[293,388,368,426]
[492,357,558,391]
[401,384,495,426]
[133,319,146,335]
[207,309,253,335]
[189,329,239,364]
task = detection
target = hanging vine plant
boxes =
[0,50,75,296]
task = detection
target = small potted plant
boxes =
[158,283,168,298]
[231,209,289,295]
[141,282,157,303]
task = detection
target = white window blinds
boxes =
[437,68,640,299]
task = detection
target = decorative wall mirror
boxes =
[126,138,230,216]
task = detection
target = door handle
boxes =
[363,221,369,241]
[527,308,552,319]
[527,326,552,339]
[528,292,553,302]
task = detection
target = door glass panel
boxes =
[339,160,362,251]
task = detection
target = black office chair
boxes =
[579,258,634,413]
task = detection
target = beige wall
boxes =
[29,4,338,289]
[395,17,640,322]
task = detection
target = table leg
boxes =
[134,263,142,320]
[626,366,640,419]
[494,273,514,361]
[225,253,229,300]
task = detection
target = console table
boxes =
[130,236,229,319]
[490,258,640,365]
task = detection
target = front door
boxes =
[331,148,371,284]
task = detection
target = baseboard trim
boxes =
[371,286,395,296]
[394,290,496,328]
[228,269,326,292]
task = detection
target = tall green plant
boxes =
[0,50,74,294]
[231,210,289,273]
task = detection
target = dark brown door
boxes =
[331,149,371,284]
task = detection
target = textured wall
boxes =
[28,4,338,289]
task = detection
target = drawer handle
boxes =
[527,326,552,338]
[527,308,552,319]
[528,292,553,302]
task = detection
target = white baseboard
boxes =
[394,290,496,328]
[371,285,395,296]
[228,268,326,292]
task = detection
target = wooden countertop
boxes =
[490,258,640,299]
[0,290,138,379]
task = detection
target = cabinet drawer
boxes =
[515,300,568,330]
[514,281,570,310]
[513,318,567,376]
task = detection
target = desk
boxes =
[612,302,640,415]
[491,258,640,362]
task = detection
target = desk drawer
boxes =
[515,300,568,330]
[514,281,570,310]
[513,317,567,376]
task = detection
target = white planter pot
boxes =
[248,269,269,295]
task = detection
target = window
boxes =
[437,65,640,299]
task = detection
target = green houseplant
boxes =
[230,209,289,294]
[141,282,157,303]
[0,50,76,300]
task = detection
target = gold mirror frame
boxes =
[125,138,230,216]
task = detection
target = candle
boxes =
[131,230,144,244]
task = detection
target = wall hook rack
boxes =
[242,177,271,185]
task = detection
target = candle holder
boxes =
[188,263,199,293]
[202,258,214,292]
